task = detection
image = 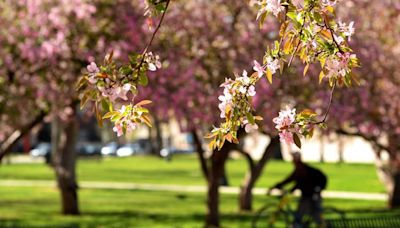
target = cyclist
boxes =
[270,152,327,227]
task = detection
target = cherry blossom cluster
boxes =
[272,107,318,147]
[218,70,260,131]
[207,70,264,149]
[256,0,285,18]
[104,101,152,137]
[77,52,161,136]
[273,107,298,144]
[208,0,359,150]
[324,52,357,79]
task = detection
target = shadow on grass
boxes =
[0,209,253,227]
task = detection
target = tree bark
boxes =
[52,110,79,215]
[205,129,245,227]
[206,142,235,227]
[389,172,400,208]
[0,110,47,162]
[151,115,163,155]
[387,135,400,208]
[239,136,280,211]
[319,134,325,163]
[191,130,209,180]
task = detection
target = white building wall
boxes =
[244,132,382,164]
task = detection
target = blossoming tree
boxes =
[78,0,359,226]
[0,0,153,215]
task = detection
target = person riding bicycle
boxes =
[271,152,327,227]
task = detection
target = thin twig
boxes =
[314,83,336,124]
[136,0,171,72]
[287,4,315,67]
[323,17,344,54]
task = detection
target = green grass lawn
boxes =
[0,186,392,228]
[0,155,394,227]
[0,155,385,193]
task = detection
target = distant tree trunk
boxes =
[390,172,400,208]
[272,142,283,160]
[239,136,280,211]
[388,135,400,208]
[319,134,325,163]
[51,109,79,215]
[152,115,163,155]
[191,130,209,180]
[219,166,229,186]
[337,134,344,163]
[206,142,233,227]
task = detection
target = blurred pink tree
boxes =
[0,0,150,214]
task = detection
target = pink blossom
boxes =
[126,121,137,132]
[247,85,256,97]
[322,0,338,7]
[113,123,123,137]
[273,107,296,130]
[253,60,265,78]
[122,83,131,92]
[257,0,285,18]
[87,62,99,73]
[266,57,280,75]
[325,52,353,78]
[338,21,355,41]
[279,131,294,144]
[238,70,251,85]
[218,89,233,118]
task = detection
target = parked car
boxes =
[77,142,102,157]
[134,139,152,154]
[160,146,194,159]
[101,142,120,156]
[30,142,51,163]
[116,139,153,157]
[116,143,140,157]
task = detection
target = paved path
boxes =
[0,179,387,201]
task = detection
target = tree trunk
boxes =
[319,134,325,163]
[389,172,400,208]
[52,110,79,215]
[239,136,280,211]
[219,166,229,186]
[191,130,209,180]
[206,142,233,227]
[151,115,163,155]
[337,134,344,163]
[387,135,400,208]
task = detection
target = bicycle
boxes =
[252,189,345,228]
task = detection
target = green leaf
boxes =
[138,73,148,86]
[120,66,133,75]
[135,100,152,106]
[293,133,302,149]
[303,63,310,76]
[102,111,120,119]
[80,91,91,109]
[101,99,109,111]
[246,113,255,125]
[266,69,273,84]
[319,71,325,84]
[286,12,297,21]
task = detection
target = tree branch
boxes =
[336,129,390,153]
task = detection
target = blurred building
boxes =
[243,131,385,164]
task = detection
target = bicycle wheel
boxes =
[252,205,289,228]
